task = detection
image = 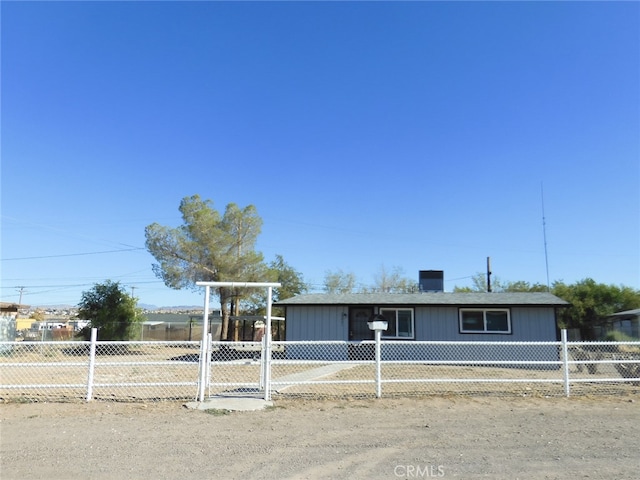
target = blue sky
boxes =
[2,1,638,308]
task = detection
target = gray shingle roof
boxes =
[607,308,640,318]
[276,292,569,307]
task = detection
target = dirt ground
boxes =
[1,396,638,480]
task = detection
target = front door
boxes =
[349,307,374,340]
[348,307,374,360]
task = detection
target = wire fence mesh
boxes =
[17,317,286,342]
[206,341,264,396]
[0,341,90,402]
[565,341,640,396]
[0,341,201,402]
[270,341,567,398]
[266,339,640,399]
[1,336,638,402]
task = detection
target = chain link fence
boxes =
[0,341,200,402]
[270,339,640,398]
[17,317,286,342]
[206,341,264,396]
[1,334,638,402]
[566,341,640,396]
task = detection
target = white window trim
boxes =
[459,308,512,334]
[379,307,415,340]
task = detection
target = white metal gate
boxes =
[195,281,281,401]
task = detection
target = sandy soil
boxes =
[1,396,638,480]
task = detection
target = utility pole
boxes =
[131,286,137,299]
[17,286,26,306]
[486,257,492,293]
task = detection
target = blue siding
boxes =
[284,304,559,364]
[286,305,558,342]
[509,307,557,341]
[378,342,559,365]
[417,306,557,341]
[416,306,458,339]
[286,305,347,341]
[283,343,348,361]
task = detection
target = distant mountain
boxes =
[131,303,204,311]
[145,305,204,312]
[32,304,77,310]
[30,303,203,312]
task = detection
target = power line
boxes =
[4,280,164,290]
[1,247,145,261]
[1,214,144,250]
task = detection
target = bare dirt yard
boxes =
[1,395,638,480]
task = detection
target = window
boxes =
[459,309,511,334]
[379,308,414,339]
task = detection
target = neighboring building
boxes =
[275,291,569,361]
[16,316,34,331]
[601,309,640,339]
[0,302,27,347]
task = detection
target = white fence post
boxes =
[206,333,212,398]
[375,331,383,398]
[264,286,273,401]
[259,334,266,390]
[85,328,97,402]
[561,329,571,397]
[197,337,207,402]
[197,286,211,402]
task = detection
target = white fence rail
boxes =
[1,330,638,402]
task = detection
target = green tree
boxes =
[324,266,419,294]
[504,280,549,292]
[454,273,547,293]
[30,309,46,321]
[220,202,267,330]
[77,280,143,341]
[454,273,501,292]
[268,254,308,303]
[145,195,267,341]
[366,265,419,293]
[241,254,308,316]
[323,269,357,294]
[552,278,640,339]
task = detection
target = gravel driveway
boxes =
[1,396,638,479]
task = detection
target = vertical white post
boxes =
[205,333,212,398]
[375,329,382,398]
[264,286,273,401]
[561,329,570,397]
[198,286,211,402]
[202,285,210,340]
[259,333,266,390]
[86,328,97,402]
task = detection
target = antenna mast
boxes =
[541,183,551,291]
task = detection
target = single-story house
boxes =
[601,309,640,339]
[0,302,27,342]
[275,292,569,362]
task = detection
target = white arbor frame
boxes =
[195,281,281,402]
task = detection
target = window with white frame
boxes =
[379,308,414,339]
[459,308,511,334]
